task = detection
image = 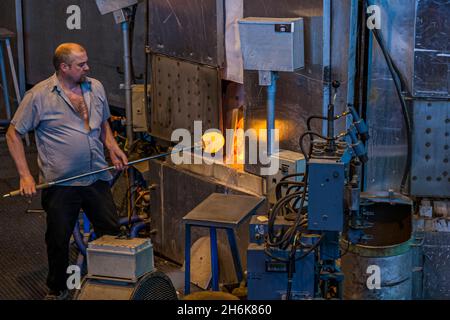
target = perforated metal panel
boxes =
[411,100,450,197]
[150,54,222,141]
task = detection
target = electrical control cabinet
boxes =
[239,17,305,72]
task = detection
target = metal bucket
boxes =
[341,192,413,300]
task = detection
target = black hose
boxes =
[267,192,304,247]
[307,116,326,132]
[299,131,336,161]
[275,181,305,201]
[364,0,412,194]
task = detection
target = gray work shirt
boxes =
[11,73,113,186]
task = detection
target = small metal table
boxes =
[183,193,264,294]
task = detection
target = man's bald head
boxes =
[53,43,86,72]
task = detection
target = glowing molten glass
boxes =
[202,132,225,154]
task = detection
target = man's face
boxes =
[62,50,90,83]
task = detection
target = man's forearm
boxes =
[6,126,32,178]
[101,120,121,151]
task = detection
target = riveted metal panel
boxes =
[150,54,221,141]
[411,100,450,197]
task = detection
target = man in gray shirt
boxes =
[6,43,128,299]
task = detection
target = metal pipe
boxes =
[3,144,200,198]
[6,36,30,146]
[122,18,136,215]
[5,38,21,107]
[267,71,278,156]
[327,103,335,140]
[122,20,133,146]
[15,0,26,98]
[322,0,332,136]
[0,45,12,119]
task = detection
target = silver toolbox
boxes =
[87,236,154,281]
[238,17,305,72]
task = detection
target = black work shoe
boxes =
[44,289,69,300]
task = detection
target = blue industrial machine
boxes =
[247,81,371,300]
[247,216,319,300]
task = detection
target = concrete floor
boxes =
[0,133,188,299]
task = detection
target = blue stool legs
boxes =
[184,225,244,295]
[184,223,191,295]
[226,228,244,283]
[209,227,219,291]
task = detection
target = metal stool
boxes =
[183,193,264,295]
[0,27,29,145]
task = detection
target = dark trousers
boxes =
[41,180,119,292]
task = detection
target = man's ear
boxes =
[60,63,69,72]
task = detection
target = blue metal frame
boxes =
[184,223,191,294]
[226,228,243,283]
[184,223,244,295]
[209,227,219,291]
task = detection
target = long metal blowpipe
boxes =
[3,143,202,198]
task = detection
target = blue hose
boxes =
[119,215,143,226]
[130,221,147,238]
[73,216,144,256]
